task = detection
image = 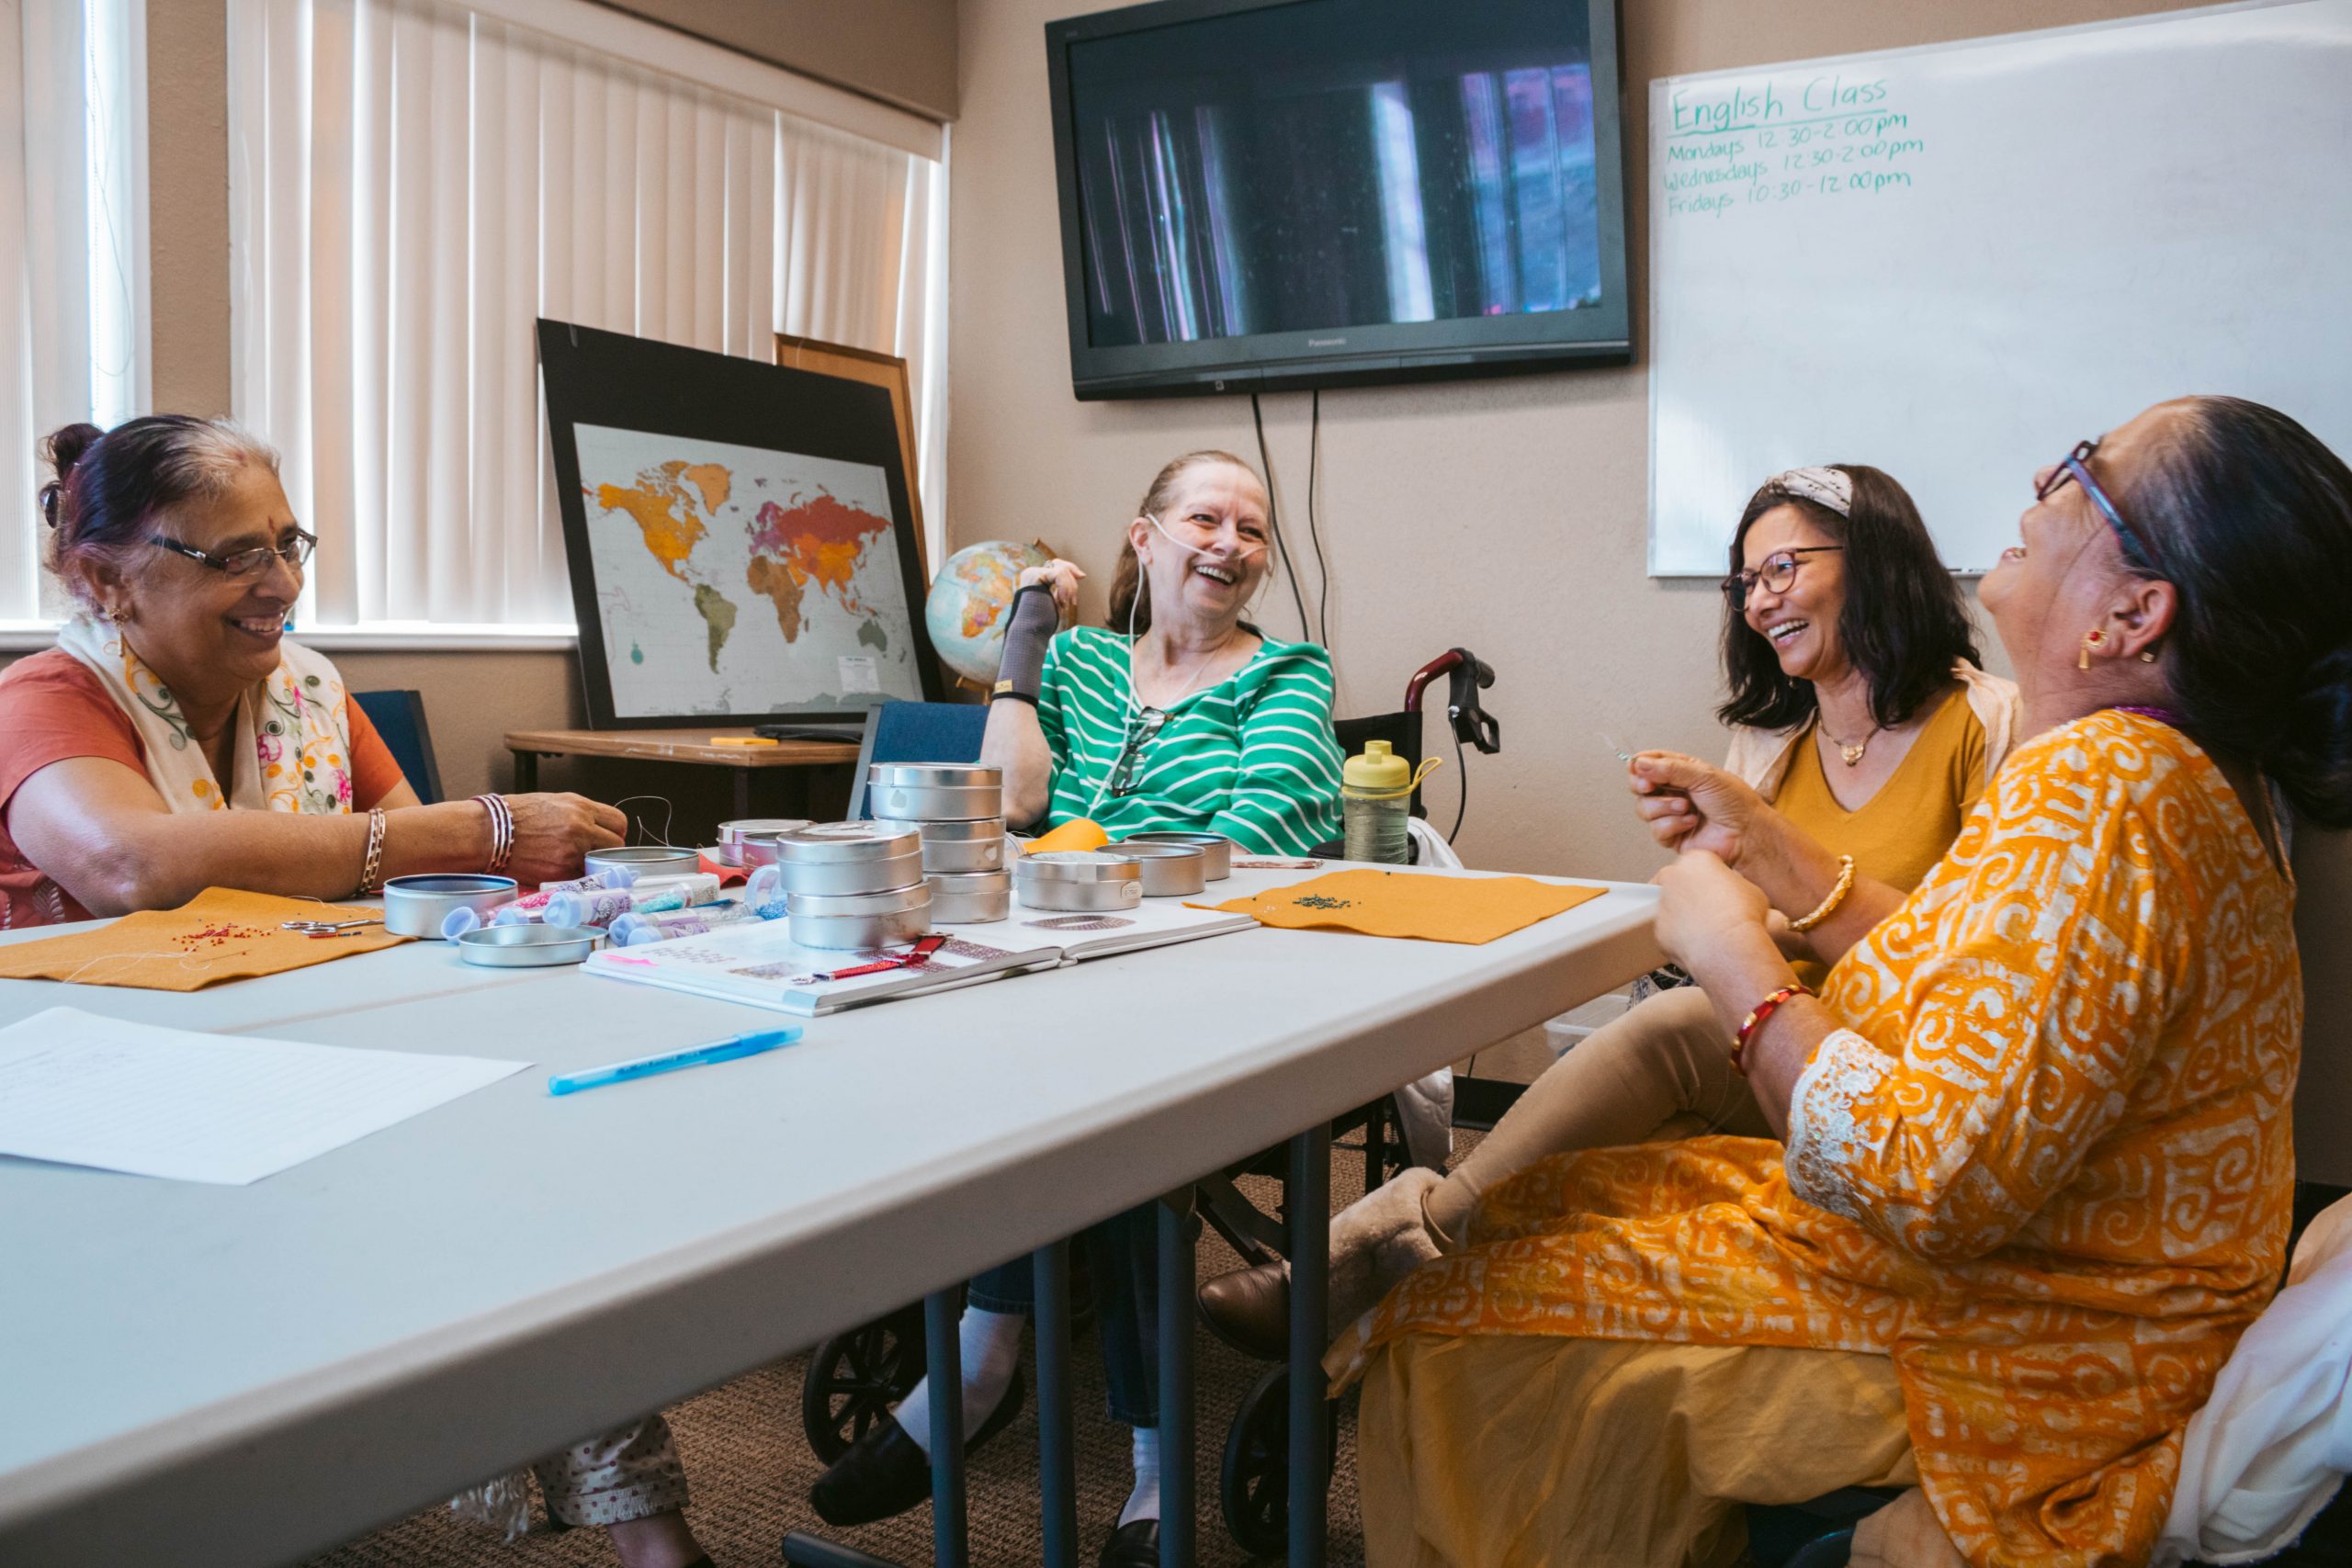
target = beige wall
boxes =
[595,0,958,119]
[945,0,2352,1179]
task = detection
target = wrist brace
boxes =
[991,583,1060,705]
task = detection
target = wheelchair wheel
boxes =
[1219,1363,1340,1557]
[800,1303,928,1462]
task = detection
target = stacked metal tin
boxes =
[770,822,932,948]
[869,761,1011,925]
[713,818,813,868]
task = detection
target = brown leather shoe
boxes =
[1196,1260,1291,1361]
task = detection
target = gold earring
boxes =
[2078,628,2106,671]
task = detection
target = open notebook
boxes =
[582,899,1259,1015]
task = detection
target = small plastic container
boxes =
[1341,739,1413,864]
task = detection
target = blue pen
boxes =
[547,1027,803,1096]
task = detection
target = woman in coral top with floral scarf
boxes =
[1340,397,2351,1568]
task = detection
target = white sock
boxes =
[1120,1427,1161,1527]
[893,1306,1026,1458]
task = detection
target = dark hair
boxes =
[1106,449,1266,635]
[40,416,280,609]
[2119,396,2352,828]
[1716,464,1980,732]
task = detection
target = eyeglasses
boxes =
[1721,547,1843,610]
[2036,439,2158,570]
[148,527,317,581]
[1103,708,1169,797]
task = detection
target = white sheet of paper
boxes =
[0,1006,529,1185]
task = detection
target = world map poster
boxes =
[572,424,924,718]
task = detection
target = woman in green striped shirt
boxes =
[808,451,1343,1566]
[988,451,1344,852]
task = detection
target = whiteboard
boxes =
[1647,0,2352,576]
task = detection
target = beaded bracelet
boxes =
[473,794,514,874]
[1790,853,1856,934]
[356,807,388,895]
[1732,982,1815,1076]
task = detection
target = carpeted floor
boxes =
[305,1151,1398,1568]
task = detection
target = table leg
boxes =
[512,750,537,792]
[1158,1192,1198,1568]
[735,769,753,819]
[778,1538,902,1568]
[1288,1125,1332,1568]
[1035,1240,1079,1568]
[925,1287,969,1568]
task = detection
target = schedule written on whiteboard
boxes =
[1662,73,1919,221]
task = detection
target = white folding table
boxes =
[0,865,1662,1567]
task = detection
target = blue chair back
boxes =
[846,701,989,818]
[353,689,446,805]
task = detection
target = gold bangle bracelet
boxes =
[1789,853,1856,933]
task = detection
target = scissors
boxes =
[280,917,383,939]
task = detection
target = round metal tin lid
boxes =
[455,924,606,966]
[383,874,518,897]
[786,882,934,916]
[1016,851,1145,884]
[874,816,1007,842]
[868,761,1003,789]
[718,818,813,845]
[773,823,923,863]
[1102,842,1204,863]
[1119,831,1235,850]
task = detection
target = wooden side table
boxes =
[503,727,860,818]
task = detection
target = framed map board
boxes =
[540,321,945,728]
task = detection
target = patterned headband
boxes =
[1768,466,1853,517]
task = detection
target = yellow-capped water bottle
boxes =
[1342,739,1414,863]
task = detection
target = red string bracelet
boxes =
[1732,983,1815,1076]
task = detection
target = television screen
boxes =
[1046,0,1628,399]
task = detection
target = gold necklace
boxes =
[1818,718,1881,768]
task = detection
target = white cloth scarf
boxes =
[55,615,358,815]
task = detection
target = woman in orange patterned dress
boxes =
[1340,397,2352,1568]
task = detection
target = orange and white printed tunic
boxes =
[1338,711,2300,1568]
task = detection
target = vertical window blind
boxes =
[228,0,947,634]
[1,0,152,622]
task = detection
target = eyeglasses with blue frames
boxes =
[1720,546,1844,611]
[148,527,317,581]
[1103,707,1169,797]
[2035,439,2159,570]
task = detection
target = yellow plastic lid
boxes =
[1342,739,1412,791]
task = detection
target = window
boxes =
[227,0,947,637]
[1,0,152,623]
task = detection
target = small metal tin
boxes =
[786,882,933,950]
[1014,851,1144,912]
[1104,841,1207,897]
[866,761,1003,822]
[1117,831,1234,881]
[455,924,608,967]
[927,869,1012,924]
[875,816,1009,874]
[774,823,926,896]
[381,873,519,939]
[584,845,702,880]
[714,818,812,867]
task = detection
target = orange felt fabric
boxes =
[1201,868,1606,944]
[0,886,406,990]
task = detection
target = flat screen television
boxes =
[1045,0,1629,400]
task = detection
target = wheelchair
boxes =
[798,649,1502,1554]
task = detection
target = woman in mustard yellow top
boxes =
[1339,400,2345,1567]
[1199,464,2018,1358]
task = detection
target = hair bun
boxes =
[2265,639,2352,829]
[39,423,104,529]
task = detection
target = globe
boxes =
[925,539,1057,686]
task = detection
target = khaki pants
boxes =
[1427,987,1766,1243]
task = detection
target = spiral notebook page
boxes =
[0,1008,528,1185]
